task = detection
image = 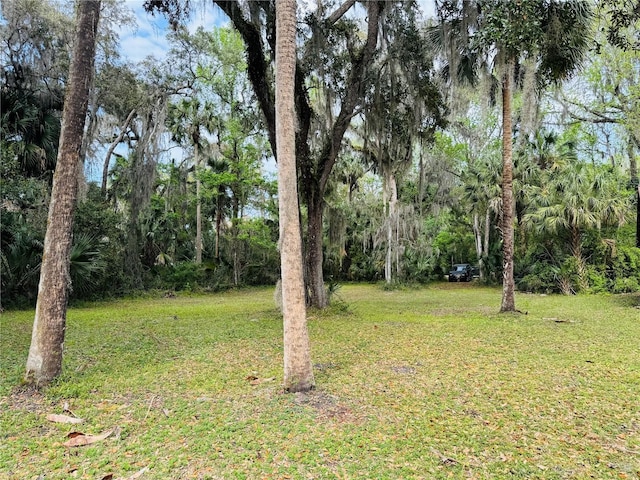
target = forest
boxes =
[2,0,640,309]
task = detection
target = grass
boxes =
[1,284,639,479]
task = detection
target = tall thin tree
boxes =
[25,0,102,386]
[276,0,315,392]
[436,0,592,311]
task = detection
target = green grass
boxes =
[1,284,639,479]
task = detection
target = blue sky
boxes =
[116,1,436,63]
[115,1,229,63]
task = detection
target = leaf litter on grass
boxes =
[2,285,640,479]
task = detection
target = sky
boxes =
[115,1,228,63]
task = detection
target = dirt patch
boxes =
[2,385,48,413]
[293,390,357,422]
[390,365,416,375]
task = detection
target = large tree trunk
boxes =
[25,0,101,387]
[276,0,315,393]
[214,1,381,309]
[500,59,516,313]
[306,194,328,308]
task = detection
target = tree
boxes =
[276,0,315,393]
[524,160,628,293]
[437,0,592,311]
[559,11,640,247]
[25,0,101,386]
[144,1,444,308]
[167,97,213,264]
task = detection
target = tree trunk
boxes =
[630,135,640,248]
[483,208,491,281]
[570,226,588,292]
[385,171,398,284]
[473,212,482,274]
[500,59,516,313]
[195,142,202,264]
[276,0,315,393]
[25,0,101,387]
[306,195,328,308]
[215,195,223,259]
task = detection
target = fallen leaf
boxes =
[250,377,276,385]
[63,429,114,447]
[116,466,149,480]
[47,414,84,424]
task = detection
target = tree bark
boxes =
[195,142,202,264]
[276,0,315,393]
[302,2,382,307]
[500,59,516,313]
[25,0,101,386]
[630,135,640,248]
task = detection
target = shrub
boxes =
[612,277,640,294]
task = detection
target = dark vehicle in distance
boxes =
[449,263,473,282]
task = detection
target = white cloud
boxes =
[114,1,230,63]
[115,1,170,62]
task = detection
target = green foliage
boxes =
[518,263,561,294]
[432,226,476,275]
[612,276,640,293]
[68,233,106,298]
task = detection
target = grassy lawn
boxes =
[1,284,639,479]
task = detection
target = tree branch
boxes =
[318,1,383,193]
[102,108,136,195]
[327,0,357,25]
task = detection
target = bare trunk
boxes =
[482,209,490,281]
[473,212,482,260]
[500,59,516,313]
[385,171,398,284]
[215,196,222,259]
[307,199,328,307]
[25,0,101,387]
[570,226,588,292]
[630,135,639,248]
[276,0,314,393]
[195,143,202,264]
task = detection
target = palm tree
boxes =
[436,0,592,312]
[275,0,314,393]
[25,0,101,386]
[167,98,216,264]
[524,161,627,292]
